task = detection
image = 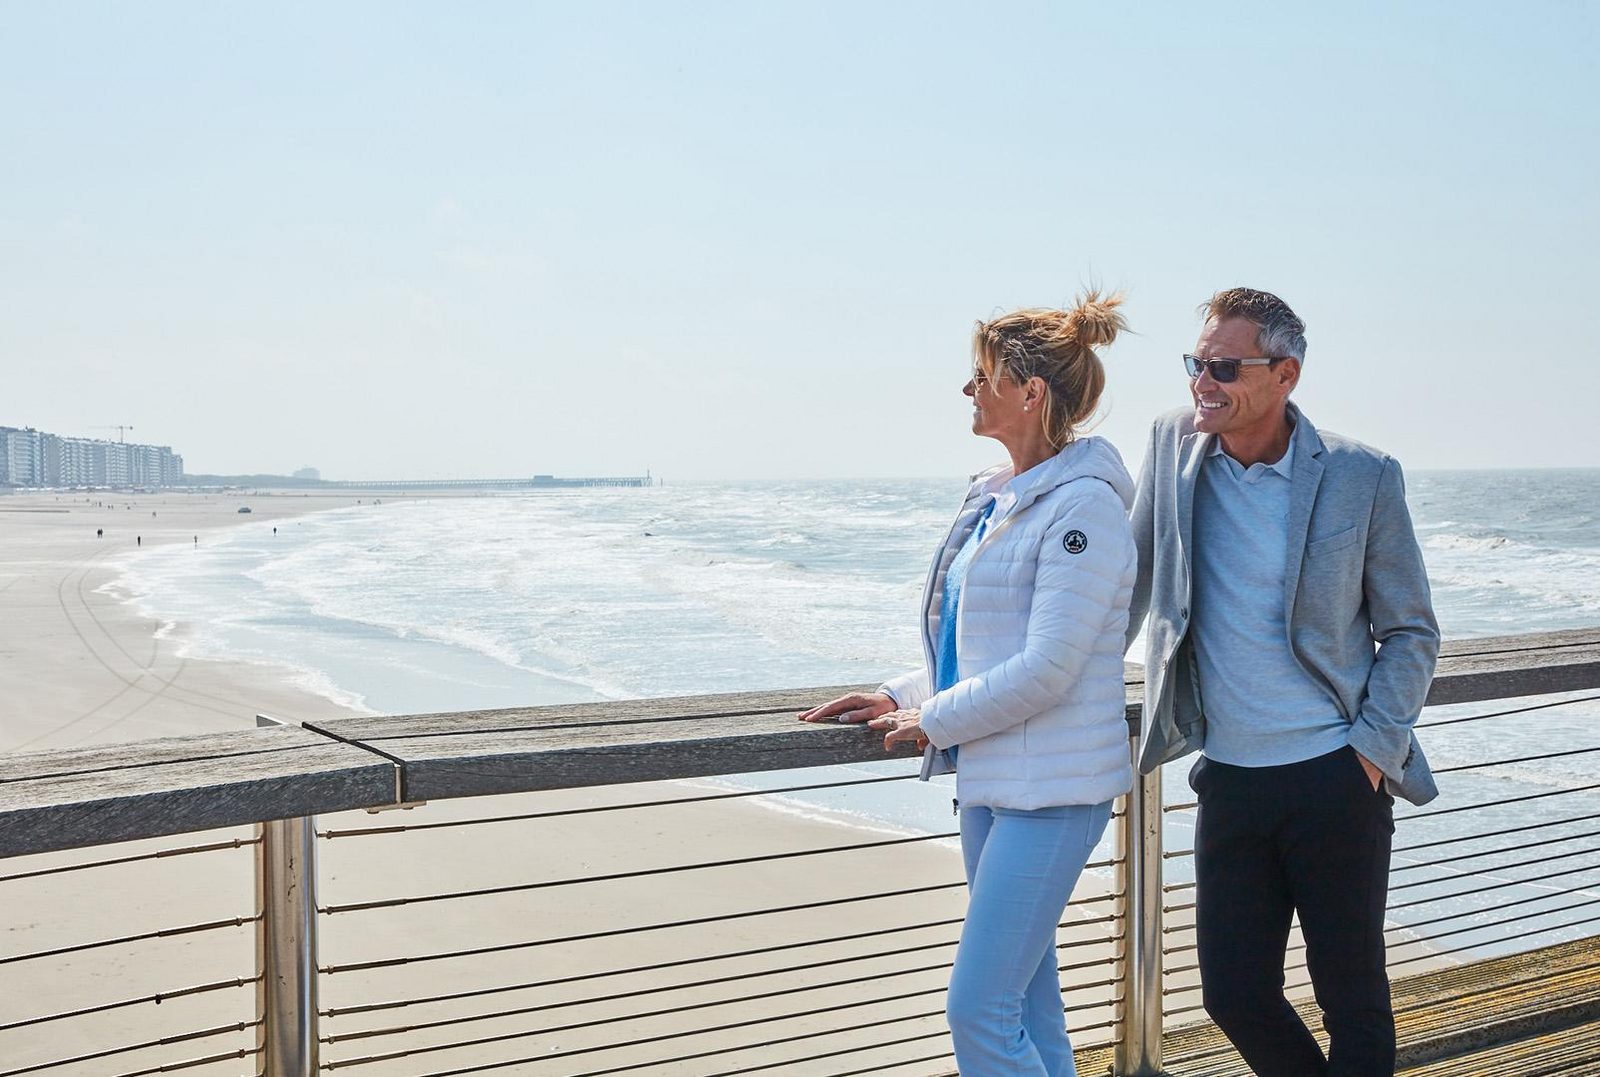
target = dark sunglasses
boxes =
[1183,353,1286,383]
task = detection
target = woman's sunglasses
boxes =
[1182,354,1286,384]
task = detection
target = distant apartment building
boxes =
[1,427,46,486]
[0,426,185,488]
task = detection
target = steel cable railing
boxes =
[328,901,1122,1045]
[315,773,1126,1076]
[1388,841,1600,892]
[318,772,927,840]
[1401,780,1600,820]
[0,914,259,966]
[319,878,971,975]
[1391,827,1600,874]
[0,830,263,1077]
[1386,858,1600,910]
[1413,693,1600,730]
[323,917,968,1017]
[0,835,260,883]
[325,980,954,1070]
[1378,882,1600,934]
[1391,810,1600,852]
[104,1045,264,1077]
[319,829,966,914]
[710,1032,958,1077]
[333,932,961,1033]
[1385,916,1600,970]
[1154,691,1600,1031]
[779,1042,960,1077]
[1432,744,1600,773]
[1270,894,1600,974]
[400,1002,955,1077]
[0,974,261,1035]
[0,1019,263,1077]
[326,955,963,1050]
[1382,903,1600,957]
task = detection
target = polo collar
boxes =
[1207,418,1298,480]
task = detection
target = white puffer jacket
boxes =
[881,437,1137,810]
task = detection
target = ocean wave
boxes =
[1426,533,1518,552]
[101,475,1599,747]
[94,571,377,715]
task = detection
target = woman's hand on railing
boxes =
[869,709,930,753]
[798,692,897,724]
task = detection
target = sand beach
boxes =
[0,489,375,754]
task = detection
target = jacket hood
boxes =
[974,435,1137,518]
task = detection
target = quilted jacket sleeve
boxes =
[879,666,932,711]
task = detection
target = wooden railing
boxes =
[2,628,1598,1076]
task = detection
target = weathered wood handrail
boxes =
[0,725,393,859]
[2,628,1597,860]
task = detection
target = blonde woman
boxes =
[802,293,1137,1076]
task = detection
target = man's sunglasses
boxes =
[1182,354,1287,383]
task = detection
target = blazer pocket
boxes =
[1307,526,1358,557]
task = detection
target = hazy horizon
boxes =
[4,2,1596,481]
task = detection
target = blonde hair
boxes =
[972,290,1127,450]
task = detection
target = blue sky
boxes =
[2,1,1596,479]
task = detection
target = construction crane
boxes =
[91,425,135,443]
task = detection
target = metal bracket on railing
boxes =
[364,800,429,814]
[255,715,320,1077]
[1114,729,1167,1076]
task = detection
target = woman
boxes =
[801,293,1137,1077]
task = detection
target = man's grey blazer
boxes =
[1125,403,1442,805]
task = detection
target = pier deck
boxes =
[1072,934,1600,1075]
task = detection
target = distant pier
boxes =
[179,472,658,492]
[325,474,655,491]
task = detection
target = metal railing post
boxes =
[256,716,320,1077]
[1114,728,1165,1076]
[256,815,319,1077]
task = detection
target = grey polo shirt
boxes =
[1192,434,1350,767]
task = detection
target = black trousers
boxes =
[1191,745,1396,1077]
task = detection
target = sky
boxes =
[2,1,1596,481]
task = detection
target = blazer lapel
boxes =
[1282,405,1327,622]
[1177,430,1210,566]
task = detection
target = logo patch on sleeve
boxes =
[1063,530,1088,554]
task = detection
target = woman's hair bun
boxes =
[1064,290,1126,349]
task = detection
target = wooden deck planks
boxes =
[1070,935,1600,1076]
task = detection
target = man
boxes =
[1126,288,1440,1075]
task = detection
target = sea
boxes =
[108,468,1600,961]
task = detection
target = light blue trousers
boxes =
[949,800,1114,1077]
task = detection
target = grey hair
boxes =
[1200,287,1307,362]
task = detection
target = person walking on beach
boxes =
[1126,287,1440,1075]
[801,292,1137,1076]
